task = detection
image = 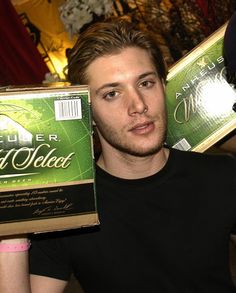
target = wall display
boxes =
[0,84,98,235]
[166,24,236,152]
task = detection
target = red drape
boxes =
[196,0,218,19]
[0,0,49,86]
[195,0,217,33]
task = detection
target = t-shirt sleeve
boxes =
[29,233,72,281]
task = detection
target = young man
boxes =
[0,19,236,293]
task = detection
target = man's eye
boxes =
[103,91,118,100]
[140,80,155,88]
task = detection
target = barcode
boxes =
[54,99,82,121]
[173,138,191,151]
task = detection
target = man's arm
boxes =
[0,237,67,293]
[231,234,236,246]
[30,274,67,293]
[0,237,31,293]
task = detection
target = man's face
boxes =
[86,47,167,157]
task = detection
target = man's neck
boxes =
[97,147,169,179]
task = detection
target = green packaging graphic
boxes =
[166,24,236,152]
[0,85,98,235]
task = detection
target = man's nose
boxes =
[127,89,148,116]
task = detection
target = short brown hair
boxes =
[68,19,167,84]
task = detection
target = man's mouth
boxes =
[129,121,154,134]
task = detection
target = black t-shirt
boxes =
[30,149,236,293]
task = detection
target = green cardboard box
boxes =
[166,24,236,152]
[0,84,98,235]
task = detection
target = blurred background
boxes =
[3,0,236,85]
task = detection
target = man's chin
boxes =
[116,144,163,157]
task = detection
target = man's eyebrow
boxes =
[95,82,119,95]
[139,71,157,79]
[95,72,158,95]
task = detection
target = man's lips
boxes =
[129,121,154,134]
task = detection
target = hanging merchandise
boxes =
[59,0,113,37]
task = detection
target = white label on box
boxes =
[54,99,82,121]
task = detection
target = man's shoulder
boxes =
[169,147,236,172]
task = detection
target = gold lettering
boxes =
[174,94,198,124]
[11,144,75,170]
[0,149,15,169]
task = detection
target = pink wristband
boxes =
[0,241,31,252]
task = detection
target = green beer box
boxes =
[0,84,98,235]
[166,24,236,152]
